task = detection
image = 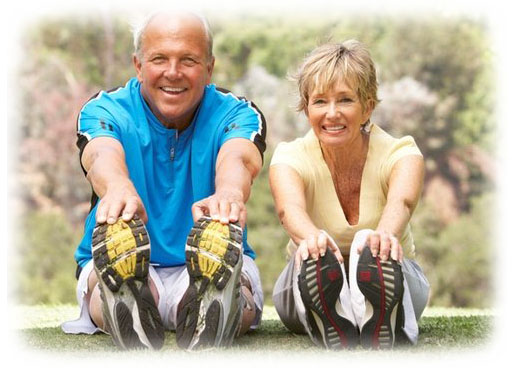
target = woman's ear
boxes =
[363,99,375,121]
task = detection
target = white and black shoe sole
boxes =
[298,248,358,349]
[356,246,404,349]
[176,217,243,350]
[92,215,164,350]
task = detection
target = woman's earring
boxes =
[360,120,372,133]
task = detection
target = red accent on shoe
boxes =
[316,260,348,346]
[327,269,341,282]
[359,270,371,282]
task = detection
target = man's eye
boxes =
[151,56,166,64]
[182,57,198,66]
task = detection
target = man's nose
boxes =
[163,60,181,79]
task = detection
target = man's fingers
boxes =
[191,201,207,222]
[237,206,247,229]
[106,205,123,224]
[96,201,108,224]
[218,199,230,224]
[229,202,243,222]
[208,197,220,221]
[121,196,139,222]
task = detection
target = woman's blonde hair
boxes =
[294,39,379,113]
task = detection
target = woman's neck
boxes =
[320,132,370,170]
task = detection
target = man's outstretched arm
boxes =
[191,138,262,228]
[81,137,147,224]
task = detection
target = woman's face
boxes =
[306,79,372,148]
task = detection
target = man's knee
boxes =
[237,283,256,336]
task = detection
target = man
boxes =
[61,11,266,351]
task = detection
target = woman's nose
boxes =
[326,102,340,119]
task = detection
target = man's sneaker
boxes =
[298,248,358,349]
[176,216,243,350]
[356,246,404,349]
[92,215,164,350]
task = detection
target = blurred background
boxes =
[11,10,496,309]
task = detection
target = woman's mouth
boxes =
[322,125,346,132]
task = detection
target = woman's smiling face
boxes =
[306,78,373,147]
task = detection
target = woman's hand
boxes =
[295,231,344,270]
[358,230,403,262]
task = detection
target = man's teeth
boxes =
[324,125,346,131]
[161,87,186,92]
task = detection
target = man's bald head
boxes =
[133,11,213,61]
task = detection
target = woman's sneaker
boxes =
[91,215,164,350]
[356,246,404,349]
[298,248,358,349]
[176,216,243,350]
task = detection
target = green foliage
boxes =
[413,193,495,308]
[15,211,81,305]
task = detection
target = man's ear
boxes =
[133,53,143,82]
[206,56,215,84]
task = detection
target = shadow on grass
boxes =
[19,315,493,353]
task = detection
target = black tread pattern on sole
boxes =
[298,248,358,349]
[91,215,164,350]
[197,300,222,348]
[356,247,404,349]
[176,285,200,349]
[92,215,150,292]
[176,216,243,350]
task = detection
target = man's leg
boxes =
[91,216,165,349]
[87,270,160,331]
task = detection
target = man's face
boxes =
[134,15,214,129]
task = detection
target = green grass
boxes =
[13,304,493,354]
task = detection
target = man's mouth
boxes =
[160,86,187,94]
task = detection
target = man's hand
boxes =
[192,188,246,228]
[95,179,148,224]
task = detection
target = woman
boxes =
[270,40,429,349]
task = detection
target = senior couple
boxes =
[62,11,429,351]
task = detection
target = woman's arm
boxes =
[269,164,343,266]
[364,155,425,262]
